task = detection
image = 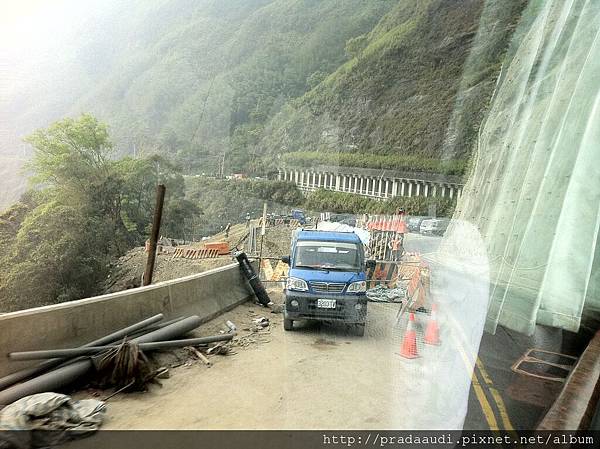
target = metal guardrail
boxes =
[537,330,600,430]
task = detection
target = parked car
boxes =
[329,213,357,227]
[420,218,450,236]
[407,216,431,232]
[290,209,307,225]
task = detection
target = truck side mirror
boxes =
[366,259,376,269]
[281,255,290,265]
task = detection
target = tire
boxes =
[284,318,294,331]
[354,323,366,337]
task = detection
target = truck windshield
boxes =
[294,241,361,270]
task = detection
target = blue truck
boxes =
[281,230,374,336]
[290,209,306,225]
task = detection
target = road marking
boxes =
[476,358,515,431]
[445,311,515,431]
[453,337,499,430]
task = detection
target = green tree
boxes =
[117,155,200,241]
[0,114,201,311]
[1,202,116,309]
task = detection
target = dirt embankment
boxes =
[204,221,294,257]
[102,248,234,293]
[103,221,294,294]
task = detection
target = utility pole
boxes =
[257,202,267,277]
[219,153,225,178]
[143,184,166,286]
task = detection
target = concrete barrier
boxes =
[0,262,255,378]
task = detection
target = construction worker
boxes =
[389,235,403,261]
[224,222,231,237]
[245,213,251,228]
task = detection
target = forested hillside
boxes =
[0,0,529,310]
[3,0,394,175]
[2,0,526,210]
[270,0,527,173]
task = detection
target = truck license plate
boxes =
[317,299,336,309]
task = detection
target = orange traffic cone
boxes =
[399,313,419,358]
[424,304,441,346]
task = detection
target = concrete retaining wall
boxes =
[0,262,255,378]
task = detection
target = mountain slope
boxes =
[3,0,394,169]
[1,0,526,205]
[261,0,526,173]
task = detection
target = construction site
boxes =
[1,209,599,449]
[3,0,600,447]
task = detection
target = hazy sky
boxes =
[0,0,109,59]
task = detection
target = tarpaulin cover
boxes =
[0,392,106,448]
[366,284,407,303]
[316,221,370,245]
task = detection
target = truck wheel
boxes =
[284,318,294,331]
[354,324,366,337]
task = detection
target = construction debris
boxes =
[155,367,170,379]
[232,335,270,348]
[0,316,202,407]
[94,341,158,391]
[206,343,234,356]
[8,334,235,361]
[366,284,407,303]
[253,317,270,327]
[0,314,164,392]
[185,347,212,367]
[0,393,106,448]
[268,303,284,314]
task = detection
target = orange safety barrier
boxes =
[171,246,220,260]
[260,259,274,281]
[366,215,408,232]
[204,241,230,255]
[406,268,421,298]
[366,262,399,288]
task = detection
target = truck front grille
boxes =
[310,282,346,293]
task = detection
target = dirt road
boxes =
[99,290,451,430]
[89,233,552,431]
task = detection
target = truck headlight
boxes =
[286,277,308,291]
[347,281,367,293]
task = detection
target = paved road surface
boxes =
[404,231,565,430]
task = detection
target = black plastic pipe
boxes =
[0,313,164,391]
[235,251,271,306]
[0,315,201,407]
[10,333,235,361]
